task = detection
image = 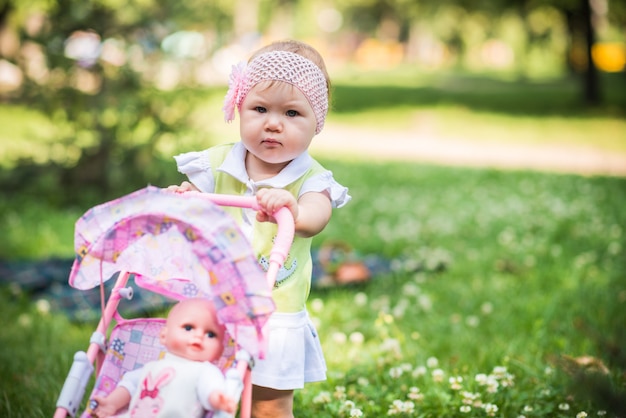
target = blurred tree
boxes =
[333,0,619,105]
[0,0,233,203]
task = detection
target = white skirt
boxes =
[251,310,327,390]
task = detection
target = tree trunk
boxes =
[582,0,601,105]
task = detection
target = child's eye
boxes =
[255,106,267,113]
[206,331,217,338]
[183,325,193,331]
[286,110,298,117]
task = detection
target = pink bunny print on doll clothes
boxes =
[130,368,174,417]
[124,353,227,418]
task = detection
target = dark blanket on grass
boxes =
[0,251,394,322]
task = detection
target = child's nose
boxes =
[264,113,282,131]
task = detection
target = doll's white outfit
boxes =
[118,352,225,417]
[175,142,350,389]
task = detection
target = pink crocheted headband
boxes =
[222,50,329,134]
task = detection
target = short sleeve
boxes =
[174,150,215,193]
[300,170,351,208]
[117,367,143,397]
[196,363,227,411]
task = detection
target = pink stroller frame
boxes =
[53,186,294,418]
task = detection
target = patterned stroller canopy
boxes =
[68,186,275,357]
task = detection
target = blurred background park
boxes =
[1,0,626,416]
[1,0,625,208]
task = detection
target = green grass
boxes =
[1,162,625,417]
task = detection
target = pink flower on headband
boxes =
[222,61,247,122]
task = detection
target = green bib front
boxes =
[208,144,327,313]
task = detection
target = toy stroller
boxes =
[53,186,294,418]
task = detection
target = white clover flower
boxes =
[412,365,427,378]
[597,410,607,416]
[418,294,433,311]
[392,301,408,319]
[313,391,331,404]
[387,399,404,415]
[426,356,439,368]
[18,313,32,327]
[492,366,508,377]
[483,403,499,417]
[389,366,403,379]
[449,376,463,390]
[408,386,424,401]
[465,315,480,327]
[310,298,324,312]
[402,283,420,295]
[485,376,500,393]
[36,299,51,315]
[332,332,347,344]
[576,412,588,418]
[387,399,415,415]
[354,292,368,306]
[349,332,364,345]
[334,386,346,400]
[350,408,364,417]
[432,368,445,382]
[475,373,488,384]
[544,366,554,375]
[461,391,480,405]
[499,372,515,387]
[343,400,356,410]
[460,405,471,413]
[522,405,533,412]
[481,302,493,314]
[558,403,570,411]
[380,338,401,356]
[357,377,369,386]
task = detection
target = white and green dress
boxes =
[175,142,350,389]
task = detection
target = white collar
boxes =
[217,142,313,187]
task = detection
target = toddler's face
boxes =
[239,81,317,175]
[160,299,225,362]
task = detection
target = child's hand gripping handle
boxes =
[180,191,295,288]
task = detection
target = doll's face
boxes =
[160,299,225,362]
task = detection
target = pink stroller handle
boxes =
[182,191,295,288]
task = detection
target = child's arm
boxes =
[91,387,132,418]
[208,390,237,414]
[256,188,332,238]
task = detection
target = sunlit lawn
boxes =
[2,71,626,173]
[1,161,625,417]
